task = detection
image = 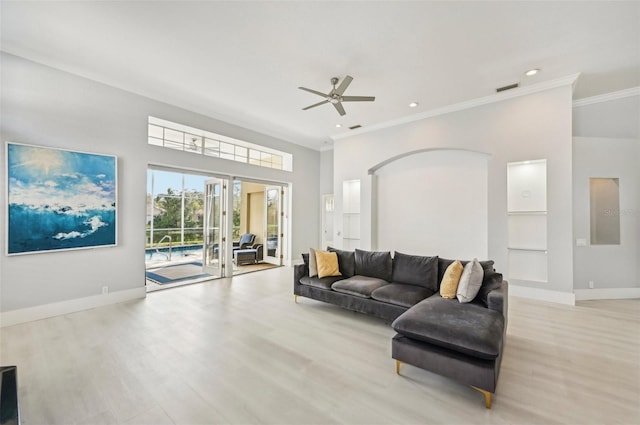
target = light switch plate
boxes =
[576,238,587,246]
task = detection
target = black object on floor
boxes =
[0,365,20,425]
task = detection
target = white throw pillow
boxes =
[456,258,484,303]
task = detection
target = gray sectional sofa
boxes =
[293,248,508,408]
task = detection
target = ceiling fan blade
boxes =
[334,75,353,96]
[333,102,346,116]
[298,86,329,98]
[302,100,329,110]
[341,96,375,102]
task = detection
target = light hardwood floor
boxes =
[1,266,639,425]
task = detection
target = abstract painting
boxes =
[6,142,117,255]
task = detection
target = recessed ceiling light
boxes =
[409,102,419,108]
[335,124,342,128]
[525,69,540,77]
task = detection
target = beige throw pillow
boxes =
[309,248,319,277]
[440,260,463,299]
[315,250,342,278]
[456,258,484,303]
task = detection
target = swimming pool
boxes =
[145,244,203,261]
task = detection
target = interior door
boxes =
[203,178,225,276]
[264,186,283,265]
[321,194,334,250]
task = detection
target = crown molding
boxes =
[332,73,581,141]
[572,87,640,108]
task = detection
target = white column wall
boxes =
[572,94,640,297]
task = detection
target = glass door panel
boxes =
[203,178,224,276]
[264,186,282,265]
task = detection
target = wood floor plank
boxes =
[1,267,639,424]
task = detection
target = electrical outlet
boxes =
[102,286,109,295]
[588,281,594,289]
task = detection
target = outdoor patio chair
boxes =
[233,233,256,252]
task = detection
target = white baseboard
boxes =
[574,287,640,301]
[0,287,147,328]
[509,284,576,305]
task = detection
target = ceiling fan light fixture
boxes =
[525,68,540,77]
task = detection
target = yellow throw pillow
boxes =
[440,260,464,299]
[315,250,342,278]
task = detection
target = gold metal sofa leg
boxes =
[471,386,492,409]
[294,295,298,303]
[395,360,402,375]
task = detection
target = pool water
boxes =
[145,244,203,261]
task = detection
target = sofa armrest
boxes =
[487,280,508,322]
[294,263,308,286]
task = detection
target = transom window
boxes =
[148,116,292,172]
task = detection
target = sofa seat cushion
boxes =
[331,275,388,298]
[299,275,345,290]
[391,295,504,360]
[371,283,434,308]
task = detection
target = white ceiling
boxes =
[1,1,639,150]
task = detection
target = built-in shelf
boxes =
[507,160,548,283]
[343,179,361,250]
[508,211,547,215]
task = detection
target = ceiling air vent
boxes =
[349,125,362,130]
[496,83,519,93]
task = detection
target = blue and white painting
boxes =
[6,143,117,255]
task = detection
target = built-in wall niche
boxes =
[590,178,621,245]
[342,179,361,250]
[507,159,548,283]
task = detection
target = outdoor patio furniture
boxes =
[234,244,263,265]
[233,233,256,253]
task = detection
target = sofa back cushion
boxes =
[327,246,356,277]
[355,249,392,282]
[476,271,504,306]
[392,252,438,291]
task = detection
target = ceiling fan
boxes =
[299,75,375,116]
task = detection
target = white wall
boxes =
[573,138,638,289]
[374,149,488,259]
[0,53,321,315]
[319,149,334,195]
[573,95,640,139]
[334,85,575,297]
[572,95,639,292]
